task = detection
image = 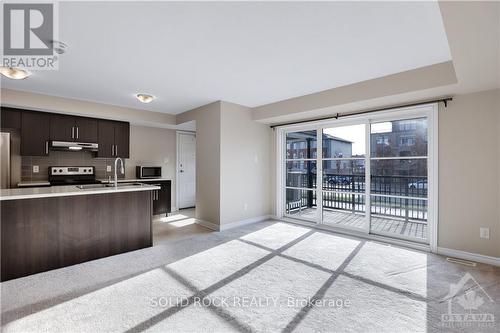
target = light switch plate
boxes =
[480,227,490,239]
[33,165,39,173]
[106,165,112,172]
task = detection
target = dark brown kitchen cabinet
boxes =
[75,117,98,143]
[114,121,130,158]
[50,114,75,141]
[97,120,130,158]
[21,111,50,156]
[1,107,22,130]
[50,114,98,143]
[151,180,171,215]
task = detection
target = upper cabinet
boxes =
[1,107,22,130]
[4,107,129,157]
[75,117,98,143]
[97,120,130,158]
[21,111,50,156]
[50,114,98,143]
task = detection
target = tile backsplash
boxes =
[21,150,125,182]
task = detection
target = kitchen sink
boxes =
[76,184,108,189]
[76,182,146,190]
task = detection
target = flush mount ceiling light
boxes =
[135,93,155,103]
[51,40,69,54]
[0,67,30,80]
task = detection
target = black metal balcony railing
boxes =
[286,173,428,222]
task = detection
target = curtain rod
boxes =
[269,97,453,129]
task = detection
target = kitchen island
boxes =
[0,184,159,281]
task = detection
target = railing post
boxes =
[405,177,409,222]
[306,138,313,208]
[351,173,355,213]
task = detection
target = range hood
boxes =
[50,141,98,152]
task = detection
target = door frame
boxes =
[276,103,439,252]
[176,130,196,211]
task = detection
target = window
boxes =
[398,120,417,131]
[376,136,389,145]
[400,135,415,146]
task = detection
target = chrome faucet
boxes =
[114,157,124,188]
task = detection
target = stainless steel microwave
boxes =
[136,166,162,179]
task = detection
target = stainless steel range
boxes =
[48,166,100,186]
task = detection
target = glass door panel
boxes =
[369,117,429,242]
[321,124,367,231]
[284,130,318,223]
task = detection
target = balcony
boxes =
[285,173,428,240]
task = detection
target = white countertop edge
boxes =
[98,178,171,183]
[1,185,160,201]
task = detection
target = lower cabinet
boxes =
[151,181,171,215]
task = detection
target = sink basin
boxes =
[76,183,146,190]
[112,182,146,188]
[76,184,108,189]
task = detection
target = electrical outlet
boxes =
[106,165,112,172]
[480,227,490,239]
[33,165,39,173]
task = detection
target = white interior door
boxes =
[177,132,196,209]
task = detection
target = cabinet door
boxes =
[97,120,115,158]
[75,117,98,143]
[50,114,75,141]
[152,181,171,215]
[1,107,21,130]
[114,122,130,158]
[21,112,50,156]
[160,181,171,214]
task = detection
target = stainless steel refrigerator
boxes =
[1,132,11,189]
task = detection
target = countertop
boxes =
[1,184,160,201]
[98,178,171,183]
[17,181,51,187]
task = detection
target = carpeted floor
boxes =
[1,210,499,332]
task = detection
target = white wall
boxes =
[127,125,177,209]
[220,102,273,225]
[177,102,222,224]
[438,89,500,257]
[1,89,176,127]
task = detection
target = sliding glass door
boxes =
[369,118,429,241]
[284,130,318,222]
[321,124,368,232]
[281,106,434,245]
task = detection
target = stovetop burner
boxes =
[48,166,99,186]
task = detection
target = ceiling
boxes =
[1,1,451,115]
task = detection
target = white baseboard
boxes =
[195,219,219,231]
[437,247,500,267]
[195,215,273,232]
[219,215,273,231]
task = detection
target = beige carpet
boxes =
[1,214,499,332]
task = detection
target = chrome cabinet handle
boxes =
[111,145,114,156]
[115,145,118,156]
[71,126,74,139]
[45,141,49,154]
[76,126,79,139]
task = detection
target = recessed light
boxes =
[135,93,155,103]
[0,67,30,80]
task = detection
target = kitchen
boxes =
[0,106,175,281]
